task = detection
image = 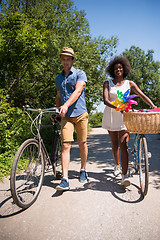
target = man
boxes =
[55,47,88,190]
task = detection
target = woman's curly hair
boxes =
[107,56,131,78]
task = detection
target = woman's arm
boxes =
[129,81,156,108]
[103,81,116,109]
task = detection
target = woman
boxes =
[102,56,156,186]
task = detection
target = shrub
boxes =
[89,112,103,128]
[0,89,31,179]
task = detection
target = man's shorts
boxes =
[61,112,88,143]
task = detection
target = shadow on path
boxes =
[0,131,159,217]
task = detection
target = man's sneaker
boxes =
[56,178,70,190]
[79,170,88,182]
[121,174,130,187]
[113,164,121,177]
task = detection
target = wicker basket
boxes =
[123,111,160,134]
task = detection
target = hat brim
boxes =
[58,51,75,58]
[59,53,74,57]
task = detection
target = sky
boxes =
[73,0,160,112]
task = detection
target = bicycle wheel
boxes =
[139,136,149,196]
[10,139,45,209]
[52,133,62,180]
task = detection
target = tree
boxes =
[123,46,160,109]
[89,112,103,128]
[0,0,118,112]
[0,11,49,107]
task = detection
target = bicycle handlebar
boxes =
[23,105,59,113]
[23,105,60,137]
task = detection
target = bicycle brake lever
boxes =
[23,105,30,110]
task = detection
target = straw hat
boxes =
[58,47,75,58]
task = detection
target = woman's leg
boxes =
[108,131,120,165]
[119,130,130,175]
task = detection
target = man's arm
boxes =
[59,81,86,117]
[56,91,62,108]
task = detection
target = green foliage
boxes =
[0,0,118,111]
[89,112,103,128]
[0,89,31,179]
[0,11,49,107]
[123,46,160,108]
[0,152,15,179]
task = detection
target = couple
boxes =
[55,47,156,190]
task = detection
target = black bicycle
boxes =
[10,106,62,209]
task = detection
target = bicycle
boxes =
[10,105,62,209]
[123,110,160,197]
[129,133,151,197]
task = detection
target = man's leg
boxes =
[79,141,88,182]
[75,112,88,182]
[56,117,74,190]
[60,116,74,178]
[61,142,72,178]
[79,141,88,169]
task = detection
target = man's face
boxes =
[60,55,74,71]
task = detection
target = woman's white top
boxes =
[102,80,130,131]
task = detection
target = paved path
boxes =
[0,128,160,240]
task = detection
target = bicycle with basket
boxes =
[10,105,62,209]
[123,110,160,197]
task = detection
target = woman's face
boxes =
[114,63,123,77]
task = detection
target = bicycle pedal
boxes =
[147,152,151,158]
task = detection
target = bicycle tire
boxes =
[10,139,45,209]
[52,133,62,180]
[139,137,149,196]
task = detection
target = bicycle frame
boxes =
[132,133,150,162]
[132,133,144,164]
[24,106,60,167]
[10,105,62,209]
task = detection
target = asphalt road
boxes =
[0,128,160,240]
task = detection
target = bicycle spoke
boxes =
[130,134,139,175]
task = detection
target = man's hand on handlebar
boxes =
[59,105,68,117]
